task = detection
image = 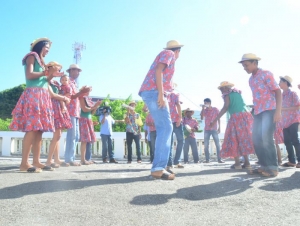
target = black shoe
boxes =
[203,160,210,163]
[109,158,118,163]
[103,158,109,163]
[218,160,225,163]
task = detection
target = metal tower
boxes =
[72,42,86,64]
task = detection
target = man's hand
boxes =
[274,110,281,122]
[217,128,220,134]
[157,93,166,108]
[175,119,181,127]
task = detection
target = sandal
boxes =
[281,162,296,167]
[69,161,81,166]
[19,167,42,173]
[230,164,242,170]
[151,171,175,180]
[166,167,175,175]
[261,170,278,177]
[242,164,252,170]
[50,163,60,168]
[60,162,70,167]
[42,166,54,171]
[247,168,263,175]
[175,164,184,168]
[81,161,91,165]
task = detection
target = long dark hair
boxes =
[32,41,49,66]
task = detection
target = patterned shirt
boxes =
[60,84,71,95]
[183,117,198,138]
[167,93,181,123]
[67,78,80,118]
[145,113,156,132]
[203,107,219,131]
[249,68,280,115]
[126,113,140,134]
[139,50,176,94]
[281,89,300,129]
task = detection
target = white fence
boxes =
[0,131,288,160]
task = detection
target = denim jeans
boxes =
[183,136,199,163]
[101,134,114,160]
[283,122,300,164]
[65,116,79,163]
[140,90,173,172]
[168,122,185,166]
[204,130,221,161]
[150,131,156,162]
[253,110,278,171]
[85,142,92,161]
[126,132,141,161]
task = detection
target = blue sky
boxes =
[1,0,300,115]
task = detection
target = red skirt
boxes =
[274,122,284,145]
[79,117,96,142]
[220,112,255,158]
[52,99,72,129]
[9,87,54,132]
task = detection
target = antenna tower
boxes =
[72,42,86,64]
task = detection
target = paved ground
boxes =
[0,157,299,226]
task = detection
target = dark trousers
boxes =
[150,131,156,162]
[148,137,154,162]
[126,132,141,161]
[85,142,92,161]
[167,122,185,166]
[283,122,300,164]
[101,134,114,160]
[183,136,199,163]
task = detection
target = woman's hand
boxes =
[48,66,64,77]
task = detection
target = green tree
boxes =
[0,84,26,119]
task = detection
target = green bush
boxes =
[0,118,12,131]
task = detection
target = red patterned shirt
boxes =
[203,107,219,131]
[67,78,80,118]
[183,117,198,138]
[139,50,176,94]
[168,93,181,123]
[249,68,280,115]
[145,113,156,132]
[281,89,300,129]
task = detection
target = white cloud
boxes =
[240,16,249,25]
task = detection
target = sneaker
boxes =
[103,158,109,163]
[127,161,132,164]
[137,160,142,163]
[203,160,210,163]
[109,158,118,163]
[218,160,225,163]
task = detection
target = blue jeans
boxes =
[253,110,278,171]
[140,90,173,172]
[85,142,92,161]
[204,130,221,161]
[184,136,199,162]
[168,122,185,166]
[65,116,79,163]
[101,134,114,160]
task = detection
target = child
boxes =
[278,76,300,168]
[239,53,282,177]
[59,75,71,113]
[79,89,102,165]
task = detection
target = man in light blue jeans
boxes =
[138,40,183,180]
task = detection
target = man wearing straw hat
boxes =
[182,108,200,164]
[64,64,90,166]
[138,40,183,180]
[239,53,282,177]
[278,75,300,168]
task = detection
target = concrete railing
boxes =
[0,131,287,160]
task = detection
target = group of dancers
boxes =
[139,40,300,180]
[10,38,300,180]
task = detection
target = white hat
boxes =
[30,37,52,51]
[218,81,234,89]
[238,53,261,63]
[66,64,82,72]
[279,75,293,87]
[164,40,184,49]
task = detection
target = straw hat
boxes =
[30,38,52,51]
[218,81,234,90]
[128,101,136,106]
[238,53,261,63]
[164,40,184,49]
[66,64,82,72]
[46,61,62,70]
[184,108,194,115]
[279,75,293,86]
